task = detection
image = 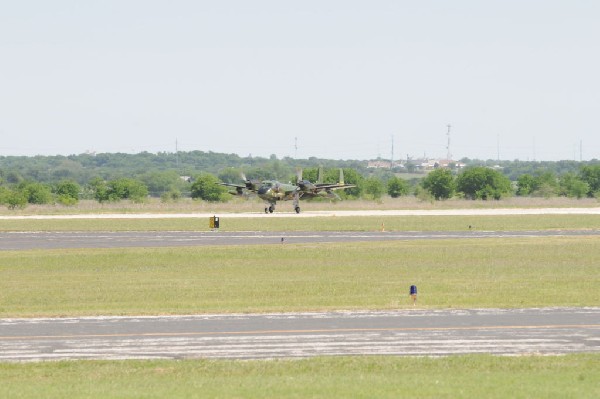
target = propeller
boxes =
[295,168,317,192]
[241,172,261,191]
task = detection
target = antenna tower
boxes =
[294,137,298,159]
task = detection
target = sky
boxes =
[1,1,599,161]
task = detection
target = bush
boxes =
[387,176,410,198]
[191,173,228,202]
[456,167,513,200]
[54,180,81,205]
[421,169,455,200]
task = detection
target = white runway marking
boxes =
[1,207,600,220]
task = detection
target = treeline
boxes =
[418,165,600,201]
[0,151,364,185]
[1,151,600,209]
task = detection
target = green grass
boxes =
[1,355,598,398]
[1,214,600,231]
[2,237,599,317]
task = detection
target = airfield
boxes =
[1,208,600,362]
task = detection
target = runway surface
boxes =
[1,308,599,362]
[2,229,600,250]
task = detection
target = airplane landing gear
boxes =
[265,204,275,213]
[293,192,301,214]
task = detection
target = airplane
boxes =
[220,168,355,214]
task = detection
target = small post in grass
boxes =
[209,215,220,231]
[410,285,417,306]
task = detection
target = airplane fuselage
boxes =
[256,180,298,203]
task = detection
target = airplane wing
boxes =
[295,168,355,197]
[219,182,249,196]
[219,174,262,196]
[313,183,356,191]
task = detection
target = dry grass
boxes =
[1,196,598,216]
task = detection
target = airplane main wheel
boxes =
[295,206,301,214]
[268,205,275,213]
[264,207,269,214]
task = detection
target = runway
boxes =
[1,308,599,362]
[2,229,600,250]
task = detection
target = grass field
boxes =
[1,355,598,399]
[2,237,599,317]
[2,213,600,232]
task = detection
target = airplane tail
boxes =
[339,168,345,185]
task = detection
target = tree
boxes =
[456,167,512,200]
[559,173,589,199]
[191,173,227,202]
[363,176,385,200]
[421,169,455,200]
[54,179,81,205]
[18,181,53,204]
[516,174,536,196]
[139,171,182,196]
[337,168,363,199]
[107,178,149,203]
[88,177,148,203]
[89,177,110,203]
[387,176,410,198]
[531,171,559,198]
[5,190,28,209]
[579,165,600,197]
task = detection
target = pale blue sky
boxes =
[1,1,599,161]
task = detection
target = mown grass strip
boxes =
[1,237,599,317]
[1,214,600,231]
[1,354,598,399]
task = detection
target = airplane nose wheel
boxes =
[295,206,301,214]
[266,205,275,213]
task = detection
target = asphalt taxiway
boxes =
[1,308,599,361]
[2,229,600,250]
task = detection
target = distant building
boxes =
[368,158,464,171]
[367,160,405,169]
[367,160,392,169]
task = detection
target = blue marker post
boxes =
[410,285,417,306]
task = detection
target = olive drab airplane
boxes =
[220,168,355,213]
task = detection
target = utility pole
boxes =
[446,124,452,160]
[294,137,298,159]
[497,134,500,162]
[391,135,394,169]
[175,138,179,169]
